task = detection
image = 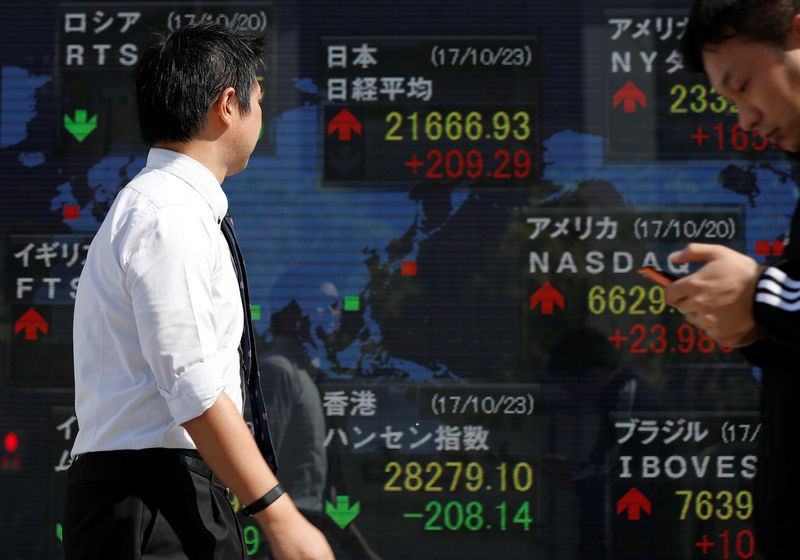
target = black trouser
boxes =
[63,449,247,560]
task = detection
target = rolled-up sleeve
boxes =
[124,205,229,425]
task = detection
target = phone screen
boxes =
[636,267,677,287]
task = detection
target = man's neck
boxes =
[154,141,228,184]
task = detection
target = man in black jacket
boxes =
[670,1,800,557]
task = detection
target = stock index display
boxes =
[0,1,778,559]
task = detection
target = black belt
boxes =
[174,450,230,494]
[174,449,212,477]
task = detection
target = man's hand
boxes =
[665,243,764,348]
[255,497,335,560]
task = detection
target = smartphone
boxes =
[636,267,678,287]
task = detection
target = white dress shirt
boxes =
[71,148,244,455]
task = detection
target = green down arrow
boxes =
[64,109,98,142]
[325,495,360,529]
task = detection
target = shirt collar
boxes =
[145,148,228,224]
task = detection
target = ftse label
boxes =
[6,234,93,387]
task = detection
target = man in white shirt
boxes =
[63,22,334,560]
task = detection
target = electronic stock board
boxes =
[0,1,781,558]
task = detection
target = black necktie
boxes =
[220,214,278,474]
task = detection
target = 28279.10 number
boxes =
[384,461,534,493]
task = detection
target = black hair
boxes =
[680,0,800,73]
[134,21,265,146]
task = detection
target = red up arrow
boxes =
[328,108,362,140]
[613,81,647,113]
[14,308,48,340]
[529,282,564,315]
[616,487,652,520]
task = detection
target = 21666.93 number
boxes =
[385,110,531,142]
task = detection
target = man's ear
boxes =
[210,87,238,129]
[789,14,800,47]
